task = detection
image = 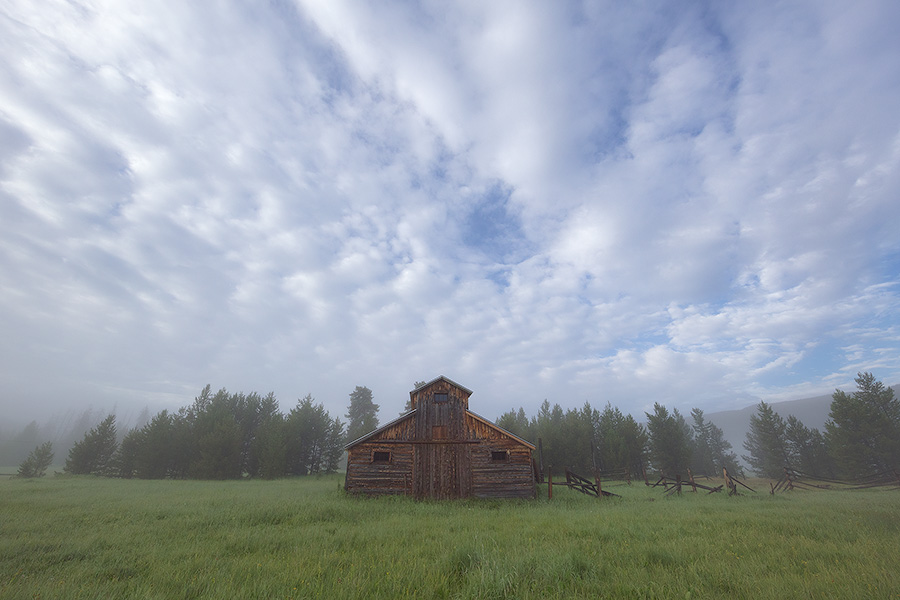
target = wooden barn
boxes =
[344,376,536,499]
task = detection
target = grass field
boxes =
[1,474,898,599]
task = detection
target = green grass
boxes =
[1,476,898,599]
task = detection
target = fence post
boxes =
[723,466,735,495]
[538,438,544,483]
[548,468,552,500]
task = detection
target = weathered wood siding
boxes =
[344,415,414,496]
[466,414,536,499]
[412,379,471,499]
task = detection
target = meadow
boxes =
[1,473,898,599]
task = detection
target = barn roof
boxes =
[344,409,417,450]
[467,410,536,450]
[410,375,473,395]
[343,407,536,451]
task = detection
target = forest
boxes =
[8,373,899,483]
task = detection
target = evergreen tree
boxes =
[558,403,596,474]
[690,408,740,476]
[17,441,54,478]
[244,394,283,478]
[530,400,569,473]
[785,415,831,477]
[193,418,242,479]
[619,412,650,478]
[112,427,144,479]
[286,395,345,475]
[496,407,532,441]
[345,386,379,443]
[250,413,288,479]
[825,372,900,476]
[646,404,693,476]
[690,408,715,476]
[321,416,345,474]
[742,402,790,478]
[706,417,742,476]
[402,380,428,414]
[595,404,622,472]
[64,414,118,476]
[135,410,178,478]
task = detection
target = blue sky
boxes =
[1,0,899,427]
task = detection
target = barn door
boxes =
[413,442,471,499]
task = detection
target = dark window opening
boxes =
[434,393,448,402]
[491,450,509,462]
[373,451,391,463]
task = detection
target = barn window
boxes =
[434,393,448,402]
[491,450,509,462]
[372,451,391,463]
[432,425,448,439]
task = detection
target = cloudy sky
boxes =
[2,0,899,427]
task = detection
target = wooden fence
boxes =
[771,466,900,494]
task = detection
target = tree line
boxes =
[497,372,898,481]
[743,372,900,479]
[496,400,742,479]
[16,384,380,480]
[15,372,897,481]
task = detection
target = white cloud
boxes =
[1,0,899,428]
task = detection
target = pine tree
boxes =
[17,441,54,478]
[401,381,427,414]
[742,402,789,478]
[496,407,532,441]
[64,414,118,476]
[690,408,715,476]
[646,403,693,476]
[251,414,287,479]
[112,427,144,478]
[596,403,648,475]
[287,395,345,475]
[825,372,900,476]
[345,386,379,443]
[691,408,740,476]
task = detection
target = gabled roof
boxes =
[343,407,536,451]
[410,375,473,395]
[467,410,536,450]
[344,409,416,450]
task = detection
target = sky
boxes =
[2,0,899,429]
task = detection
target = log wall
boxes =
[467,414,536,499]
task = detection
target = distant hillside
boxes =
[706,384,900,462]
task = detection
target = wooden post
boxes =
[675,473,682,495]
[547,469,552,499]
[688,469,697,493]
[625,467,631,485]
[595,474,603,498]
[538,438,544,483]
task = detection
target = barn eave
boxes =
[344,409,417,450]
[411,375,473,395]
[466,410,536,450]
